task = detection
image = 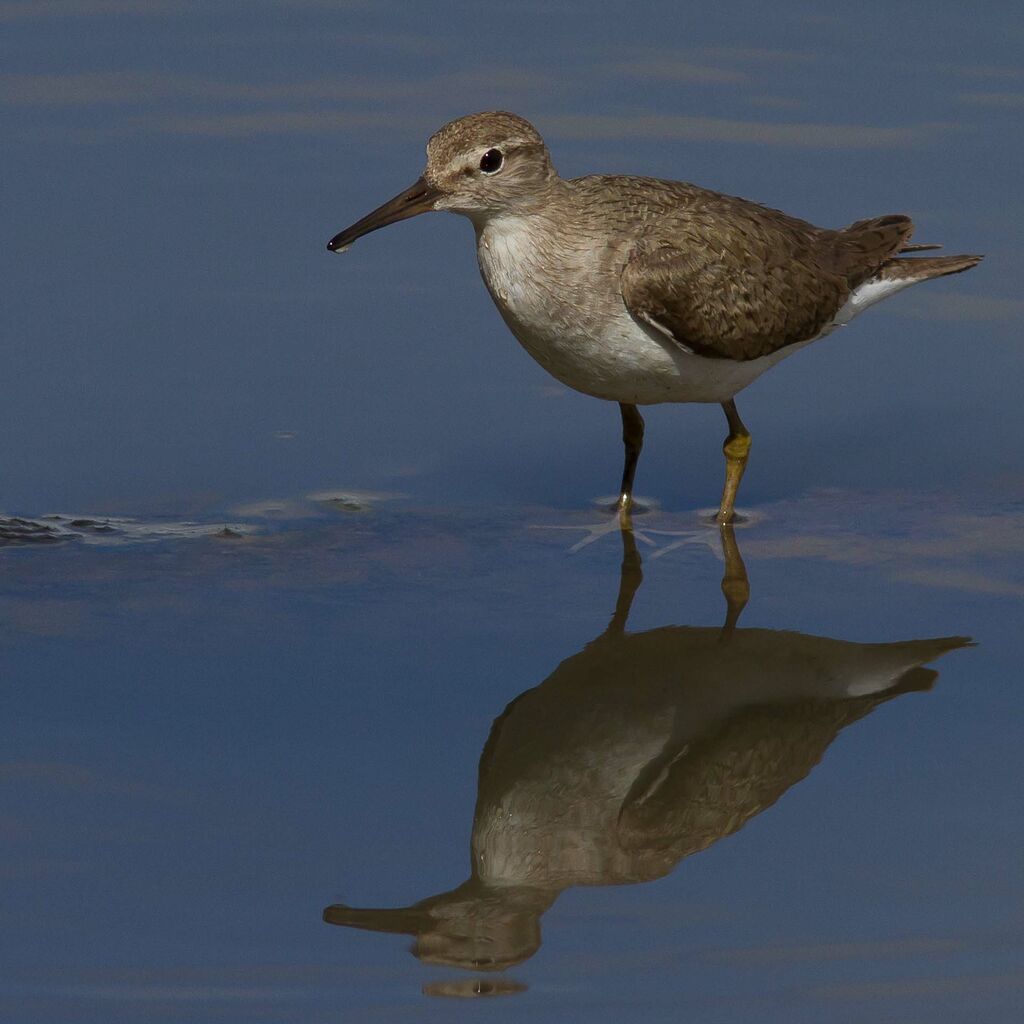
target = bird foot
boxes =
[604,495,652,518]
[702,509,750,526]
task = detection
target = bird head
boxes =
[327,111,555,252]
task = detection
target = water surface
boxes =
[3,488,1022,1021]
[3,2,1024,1020]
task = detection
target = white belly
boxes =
[475,216,888,406]
[515,306,808,405]
[512,306,810,404]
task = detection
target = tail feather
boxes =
[878,253,984,283]
[837,214,916,286]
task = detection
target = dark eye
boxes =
[479,148,503,174]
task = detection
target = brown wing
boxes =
[620,196,915,361]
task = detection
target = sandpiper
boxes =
[327,111,981,523]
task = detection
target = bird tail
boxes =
[838,214,916,285]
[837,214,983,287]
[877,252,984,283]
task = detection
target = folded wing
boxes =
[620,198,917,361]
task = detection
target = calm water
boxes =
[3,2,1024,1022]
[4,490,1022,1021]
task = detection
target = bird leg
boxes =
[617,402,645,527]
[717,399,751,525]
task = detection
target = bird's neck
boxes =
[465,177,572,234]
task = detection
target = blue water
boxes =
[3,2,1023,1020]
[3,489,1022,1021]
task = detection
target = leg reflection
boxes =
[608,521,749,638]
[607,525,643,634]
[719,523,750,638]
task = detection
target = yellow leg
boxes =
[717,399,751,525]
[617,402,645,528]
[718,522,750,637]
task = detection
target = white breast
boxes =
[477,216,556,325]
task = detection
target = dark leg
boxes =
[717,399,751,525]
[606,525,643,635]
[617,402,645,526]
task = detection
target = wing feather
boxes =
[619,194,916,361]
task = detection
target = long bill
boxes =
[327,177,441,252]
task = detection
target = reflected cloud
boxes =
[810,969,1024,1000]
[696,46,819,63]
[945,65,1024,80]
[4,64,958,152]
[0,857,89,880]
[0,761,147,795]
[2,65,558,142]
[747,95,808,110]
[897,567,1022,597]
[894,292,1024,323]
[609,60,747,84]
[0,0,182,18]
[959,91,1024,108]
[0,69,553,107]
[325,31,450,55]
[606,44,819,85]
[745,494,1024,597]
[143,110,394,138]
[705,936,964,965]
[324,528,969,977]
[542,114,955,149]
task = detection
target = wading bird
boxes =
[328,112,981,523]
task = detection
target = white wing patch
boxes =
[832,275,918,327]
[636,311,695,354]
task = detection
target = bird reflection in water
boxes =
[324,526,969,984]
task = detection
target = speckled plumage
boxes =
[480,174,979,373]
[620,194,912,361]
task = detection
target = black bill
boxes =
[327,177,441,252]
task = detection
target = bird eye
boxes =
[479,148,504,174]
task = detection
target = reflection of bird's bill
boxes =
[322,903,422,934]
[324,888,549,971]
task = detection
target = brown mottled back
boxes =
[612,179,917,360]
